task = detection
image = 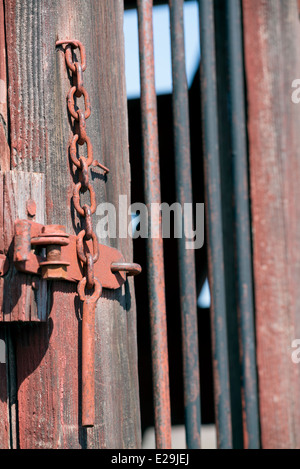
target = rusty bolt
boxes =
[39,225,70,280]
[26,199,36,218]
[41,264,69,281]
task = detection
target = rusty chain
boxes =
[56,39,109,300]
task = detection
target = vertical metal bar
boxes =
[137,0,172,449]
[214,0,244,448]
[226,0,260,449]
[198,0,233,448]
[81,300,96,428]
[169,0,201,449]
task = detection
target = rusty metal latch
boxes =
[13,219,141,288]
[12,217,141,429]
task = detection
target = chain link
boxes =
[56,39,109,299]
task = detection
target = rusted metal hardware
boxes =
[56,38,106,428]
[169,0,201,449]
[12,219,133,289]
[226,0,259,448]
[137,0,172,450]
[78,277,102,427]
[111,262,142,276]
[54,39,140,428]
[55,38,110,296]
[199,0,232,448]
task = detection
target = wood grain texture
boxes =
[2,0,140,448]
[0,0,10,171]
[0,171,47,322]
[243,0,300,449]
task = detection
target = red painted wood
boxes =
[16,284,80,448]
[0,171,47,322]
[1,0,141,448]
[243,0,300,449]
[0,0,10,172]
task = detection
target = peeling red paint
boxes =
[5,0,47,166]
[0,0,10,170]
[243,0,300,449]
[2,0,141,449]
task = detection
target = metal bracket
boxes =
[12,219,141,289]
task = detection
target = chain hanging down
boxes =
[56,39,109,428]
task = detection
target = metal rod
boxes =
[137,0,172,449]
[111,262,142,276]
[198,0,233,448]
[226,0,260,449]
[78,278,102,428]
[169,0,201,449]
[81,299,96,427]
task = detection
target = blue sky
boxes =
[124,2,201,99]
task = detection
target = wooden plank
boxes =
[0,0,10,446]
[0,171,47,322]
[0,0,10,171]
[4,0,140,448]
[243,0,300,449]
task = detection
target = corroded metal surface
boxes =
[12,218,131,289]
[57,39,107,427]
[111,263,142,277]
[137,0,172,449]
[169,0,201,449]
[56,39,107,300]
[57,37,141,429]
[199,0,232,449]
[78,277,102,427]
[226,0,260,449]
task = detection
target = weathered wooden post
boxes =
[0,0,141,449]
[243,0,300,449]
